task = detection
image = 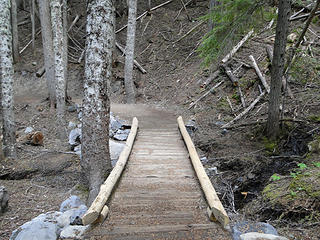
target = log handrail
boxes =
[177,116,230,227]
[82,117,139,225]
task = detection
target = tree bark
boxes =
[51,0,66,140]
[82,0,114,205]
[30,0,35,50]
[124,0,137,104]
[11,0,19,62]
[62,0,68,99]
[0,0,17,158]
[267,0,291,139]
[38,0,56,108]
[208,0,218,31]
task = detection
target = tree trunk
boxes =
[62,0,68,99]
[124,0,137,104]
[38,0,56,108]
[30,0,35,50]
[51,0,66,140]
[0,0,17,158]
[82,0,114,205]
[267,0,291,139]
[11,0,19,62]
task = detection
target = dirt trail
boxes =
[86,104,231,239]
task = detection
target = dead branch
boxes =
[174,0,193,21]
[290,4,312,20]
[19,29,41,54]
[174,21,205,43]
[226,96,235,115]
[115,42,147,74]
[116,0,173,34]
[68,15,80,33]
[249,55,270,94]
[289,11,320,21]
[179,0,191,21]
[222,65,246,107]
[78,50,85,63]
[200,70,220,87]
[222,29,254,64]
[222,92,265,129]
[189,81,224,109]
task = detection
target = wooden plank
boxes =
[82,117,139,225]
[177,116,230,227]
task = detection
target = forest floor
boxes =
[1,0,320,239]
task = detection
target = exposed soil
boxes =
[1,1,320,239]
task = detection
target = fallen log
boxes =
[81,117,139,225]
[188,81,224,109]
[222,29,254,64]
[177,116,230,227]
[249,55,270,94]
[115,42,147,74]
[200,69,220,87]
[222,91,265,129]
[36,66,45,77]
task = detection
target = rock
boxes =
[60,196,85,213]
[57,205,87,228]
[60,225,89,239]
[109,113,123,137]
[69,128,81,146]
[74,145,81,157]
[200,156,208,164]
[232,221,278,240]
[240,233,289,240]
[10,211,61,240]
[207,167,218,175]
[110,140,125,167]
[67,105,77,112]
[185,119,197,135]
[24,127,34,134]
[0,186,9,213]
[68,122,76,129]
[113,129,130,141]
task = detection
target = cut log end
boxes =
[82,211,99,226]
[207,206,230,228]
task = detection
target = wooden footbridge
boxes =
[83,104,231,239]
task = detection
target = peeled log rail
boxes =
[249,55,270,94]
[82,117,139,226]
[222,29,254,64]
[177,116,230,227]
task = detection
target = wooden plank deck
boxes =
[84,104,231,239]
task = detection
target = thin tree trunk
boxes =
[267,0,291,139]
[82,0,114,205]
[38,0,56,108]
[30,0,35,50]
[62,0,68,99]
[0,0,17,158]
[51,0,66,140]
[124,0,137,104]
[11,0,19,62]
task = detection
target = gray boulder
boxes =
[113,129,130,141]
[60,225,89,239]
[0,186,8,213]
[10,211,62,240]
[57,205,87,228]
[232,221,278,240]
[110,140,125,167]
[60,195,85,213]
[109,113,123,137]
[240,233,289,240]
[69,128,81,146]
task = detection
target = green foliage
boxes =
[271,174,281,181]
[290,54,320,84]
[198,0,275,66]
[313,162,320,168]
